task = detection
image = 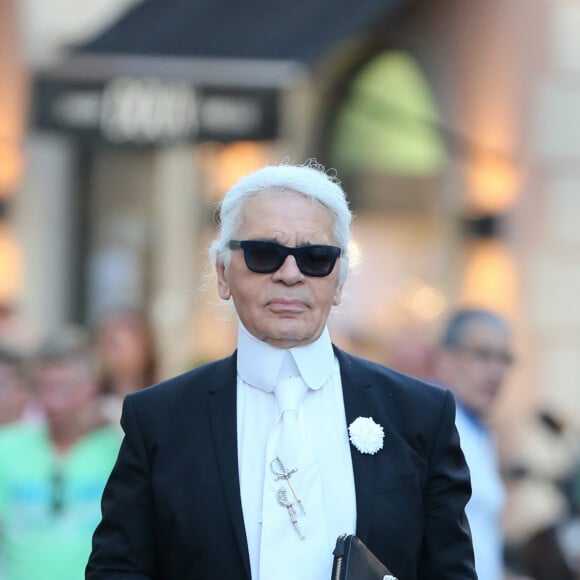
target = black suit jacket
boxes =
[86,347,476,579]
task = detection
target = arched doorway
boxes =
[320,49,459,375]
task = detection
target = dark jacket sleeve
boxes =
[418,389,477,579]
[86,395,157,579]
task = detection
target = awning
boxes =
[32,0,406,144]
[78,0,402,64]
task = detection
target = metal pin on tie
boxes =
[270,456,306,514]
[276,488,305,540]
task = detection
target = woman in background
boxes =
[94,308,158,428]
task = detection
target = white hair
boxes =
[209,160,353,284]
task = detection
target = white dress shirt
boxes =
[236,323,357,579]
[455,404,505,580]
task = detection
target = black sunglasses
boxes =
[228,240,342,277]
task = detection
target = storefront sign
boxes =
[33,76,280,144]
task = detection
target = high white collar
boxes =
[236,322,335,392]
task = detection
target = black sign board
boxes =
[32,75,280,144]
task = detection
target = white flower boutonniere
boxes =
[348,417,384,455]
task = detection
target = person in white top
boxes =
[431,308,515,580]
[87,160,477,580]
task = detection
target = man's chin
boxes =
[261,325,317,348]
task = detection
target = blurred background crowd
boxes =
[1,0,580,578]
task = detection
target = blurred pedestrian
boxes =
[431,308,515,580]
[0,342,29,426]
[0,327,121,580]
[93,307,158,428]
[519,457,580,579]
[86,161,476,579]
[0,301,38,350]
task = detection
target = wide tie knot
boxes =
[274,376,308,416]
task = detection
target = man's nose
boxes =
[272,255,304,283]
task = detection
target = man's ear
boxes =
[216,260,231,300]
[332,283,344,306]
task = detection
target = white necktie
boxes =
[259,376,330,580]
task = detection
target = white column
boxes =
[150,145,200,378]
[16,134,77,335]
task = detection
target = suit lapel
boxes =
[207,352,251,579]
[335,348,377,543]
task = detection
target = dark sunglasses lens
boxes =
[245,243,284,273]
[237,241,341,276]
[297,246,338,276]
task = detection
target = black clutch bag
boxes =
[331,534,398,580]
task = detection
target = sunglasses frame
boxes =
[228,240,342,277]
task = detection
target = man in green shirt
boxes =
[0,328,120,580]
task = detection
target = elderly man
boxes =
[86,162,476,579]
[431,308,515,580]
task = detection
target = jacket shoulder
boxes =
[125,353,236,410]
[335,346,450,404]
